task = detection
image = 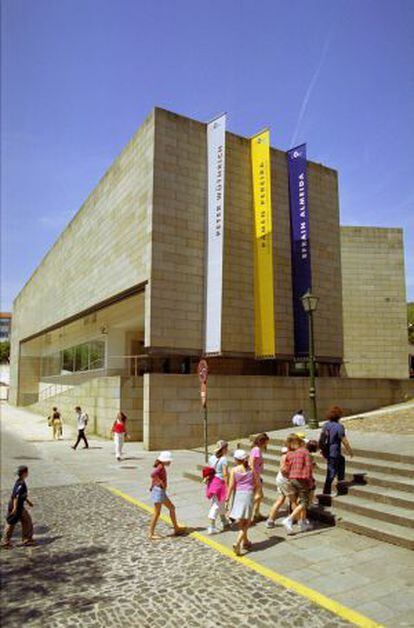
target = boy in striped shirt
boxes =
[281,433,314,535]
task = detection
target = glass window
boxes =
[62,347,74,373]
[89,341,105,370]
[75,343,90,371]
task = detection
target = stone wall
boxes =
[143,373,414,450]
[9,111,155,404]
[149,108,343,360]
[341,227,408,378]
[29,376,143,440]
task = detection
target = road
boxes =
[0,404,351,627]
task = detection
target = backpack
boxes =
[318,424,330,459]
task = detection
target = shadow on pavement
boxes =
[250,536,284,553]
[0,545,110,626]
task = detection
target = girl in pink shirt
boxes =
[148,451,186,540]
[111,411,129,461]
[249,432,269,523]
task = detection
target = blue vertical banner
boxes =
[287,144,312,357]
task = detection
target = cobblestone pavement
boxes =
[0,483,351,628]
[345,405,414,434]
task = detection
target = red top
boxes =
[112,419,127,434]
[284,448,313,484]
[151,464,167,489]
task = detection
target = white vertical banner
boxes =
[205,114,226,355]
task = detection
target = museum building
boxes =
[9,108,412,449]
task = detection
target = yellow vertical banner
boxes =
[251,130,276,358]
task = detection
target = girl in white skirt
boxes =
[226,449,259,556]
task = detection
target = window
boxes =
[41,339,106,377]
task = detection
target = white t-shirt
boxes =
[76,412,88,430]
[292,413,306,426]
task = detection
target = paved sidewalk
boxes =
[1,403,414,626]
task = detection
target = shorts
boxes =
[290,479,311,508]
[276,480,295,498]
[150,486,167,503]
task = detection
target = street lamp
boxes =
[301,290,319,429]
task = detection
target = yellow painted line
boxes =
[106,486,382,628]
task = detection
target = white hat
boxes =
[158,451,173,463]
[233,449,248,461]
[281,446,288,454]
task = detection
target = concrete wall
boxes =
[341,227,408,378]
[149,108,343,360]
[29,376,143,440]
[10,111,155,404]
[143,373,414,450]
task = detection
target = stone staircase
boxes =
[183,435,414,550]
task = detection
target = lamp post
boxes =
[301,290,319,429]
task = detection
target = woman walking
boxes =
[226,449,259,556]
[148,451,186,540]
[48,407,63,440]
[320,406,354,496]
[111,411,129,461]
[249,432,270,522]
[205,440,230,534]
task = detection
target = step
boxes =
[346,484,414,510]
[331,494,414,529]
[182,470,414,550]
[257,437,414,466]
[335,510,414,551]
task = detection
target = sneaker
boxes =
[265,519,275,529]
[299,520,312,533]
[207,525,218,535]
[282,517,294,535]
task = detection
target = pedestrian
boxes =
[111,411,129,461]
[48,406,63,440]
[148,451,186,540]
[249,432,269,523]
[1,466,35,549]
[320,406,354,496]
[71,406,89,450]
[291,409,306,427]
[226,449,259,555]
[266,444,296,528]
[281,434,314,534]
[205,440,230,534]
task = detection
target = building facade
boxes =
[0,313,12,342]
[9,109,412,448]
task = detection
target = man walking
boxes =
[72,406,89,450]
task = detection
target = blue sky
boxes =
[1,0,414,310]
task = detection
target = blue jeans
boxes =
[323,455,345,494]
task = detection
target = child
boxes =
[226,449,260,556]
[281,434,314,535]
[1,466,35,549]
[148,451,186,540]
[205,440,230,534]
[249,432,270,523]
[266,444,295,528]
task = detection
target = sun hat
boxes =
[281,446,288,454]
[214,440,228,454]
[295,432,306,441]
[233,449,248,461]
[158,451,173,463]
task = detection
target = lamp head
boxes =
[301,290,319,312]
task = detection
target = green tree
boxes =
[408,302,414,345]
[0,341,10,363]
